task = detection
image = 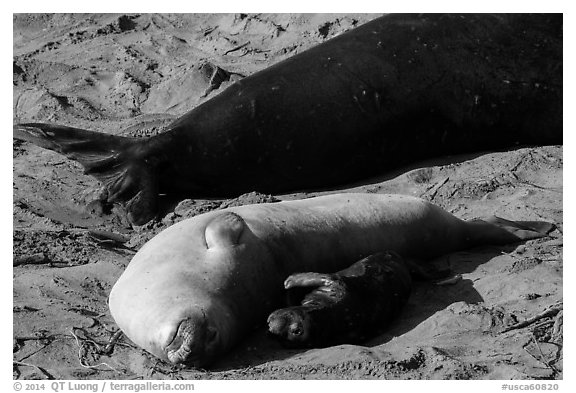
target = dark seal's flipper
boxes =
[14,123,159,225]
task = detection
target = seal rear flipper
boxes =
[481,216,556,242]
[105,163,159,226]
[13,123,135,158]
[508,219,556,237]
[14,123,159,225]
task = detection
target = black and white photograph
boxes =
[12,10,564,382]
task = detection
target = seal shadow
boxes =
[365,244,519,347]
[209,243,519,371]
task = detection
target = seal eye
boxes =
[289,326,303,337]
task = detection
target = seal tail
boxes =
[14,123,158,225]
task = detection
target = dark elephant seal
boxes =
[267,251,412,347]
[13,14,562,225]
[107,193,554,367]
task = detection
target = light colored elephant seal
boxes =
[108,193,553,367]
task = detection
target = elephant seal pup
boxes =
[107,193,554,367]
[267,251,412,347]
[14,14,562,225]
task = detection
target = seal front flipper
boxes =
[283,272,338,306]
[284,272,336,289]
[204,212,247,249]
[14,123,159,225]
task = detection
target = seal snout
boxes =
[165,318,200,365]
[267,311,289,335]
[164,314,218,367]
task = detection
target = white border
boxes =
[4,2,573,390]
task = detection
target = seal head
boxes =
[109,210,277,368]
[267,307,313,346]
